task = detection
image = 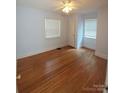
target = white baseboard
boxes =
[95,52,108,59]
[17,44,68,60]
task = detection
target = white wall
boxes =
[83,38,96,50]
[75,14,84,48]
[95,6,108,59]
[16,6,68,59]
[68,15,76,47]
[68,14,84,48]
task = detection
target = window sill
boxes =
[84,37,96,39]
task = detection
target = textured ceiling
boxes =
[17,0,108,13]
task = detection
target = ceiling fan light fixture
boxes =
[62,0,72,13]
[62,6,72,13]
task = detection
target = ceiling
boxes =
[17,0,108,14]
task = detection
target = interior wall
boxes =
[16,6,68,59]
[83,38,96,49]
[95,6,108,59]
[75,14,84,48]
[68,14,84,48]
[68,15,76,47]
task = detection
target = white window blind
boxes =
[45,18,61,38]
[84,19,97,39]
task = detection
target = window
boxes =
[84,19,97,39]
[45,18,61,38]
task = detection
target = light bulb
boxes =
[62,6,72,13]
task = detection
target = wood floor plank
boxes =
[17,46,107,93]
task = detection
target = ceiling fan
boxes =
[62,0,73,13]
[56,0,81,14]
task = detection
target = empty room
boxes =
[16,0,108,93]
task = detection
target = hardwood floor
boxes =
[17,46,107,93]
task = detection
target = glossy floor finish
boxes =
[17,46,107,93]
